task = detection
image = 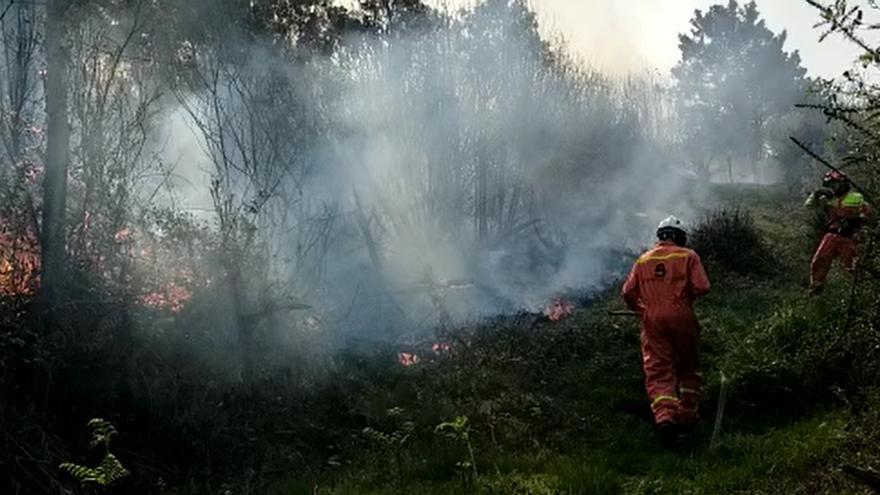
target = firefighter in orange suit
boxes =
[621,216,710,445]
[806,170,872,295]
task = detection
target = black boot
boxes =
[657,421,679,450]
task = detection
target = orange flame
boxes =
[141,281,192,314]
[544,298,574,322]
[397,352,420,367]
[0,222,41,296]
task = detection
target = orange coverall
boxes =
[807,191,872,291]
[621,241,711,426]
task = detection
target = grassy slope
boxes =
[272,185,874,495]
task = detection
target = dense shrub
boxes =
[690,208,773,274]
[713,296,880,425]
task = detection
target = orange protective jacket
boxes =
[621,241,710,313]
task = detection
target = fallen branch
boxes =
[841,464,880,493]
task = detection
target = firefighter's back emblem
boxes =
[654,263,667,278]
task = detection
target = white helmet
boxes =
[657,215,687,236]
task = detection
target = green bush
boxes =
[690,208,773,274]
[716,298,880,423]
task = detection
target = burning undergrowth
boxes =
[379,286,608,370]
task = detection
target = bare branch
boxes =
[789,136,874,203]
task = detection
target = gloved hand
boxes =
[806,188,834,207]
[814,188,834,200]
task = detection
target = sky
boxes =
[425,0,864,78]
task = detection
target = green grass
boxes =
[277,411,848,495]
[268,185,874,495]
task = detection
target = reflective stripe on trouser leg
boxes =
[677,362,702,426]
[678,379,702,411]
[651,395,679,408]
[810,234,836,288]
[642,316,680,425]
[650,395,680,424]
[679,387,700,397]
[642,345,678,424]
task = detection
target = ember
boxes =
[545,298,574,322]
[397,352,420,367]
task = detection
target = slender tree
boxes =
[673,0,808,182]
[41,0,71,321]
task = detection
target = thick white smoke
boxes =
[156,0,701,343]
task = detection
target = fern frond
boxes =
[88,418,118,449]
[97,453,130,485]
[59,462,101,484]
[60,453,130,487]
[60,419,130,488]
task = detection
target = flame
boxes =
[140,281,192,314]
[432,342,452,354]
[121,225,197,314]
[114,227,132,243]
[0,222,41,296]
[397,352,420,367]
[0,154,201,311]
[0,216,198,314]
[24,163,43,183]
[544,297,574,322]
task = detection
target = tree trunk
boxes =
[230,262,256,387]
[475,151,487,243]
[40,0,70,327]
[751,118,764,183]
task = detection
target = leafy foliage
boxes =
[800,0,880,393]
[673,1,810,181]
[361,407,415,486]
[435,415,478,486]
[59,453,129,488]
[689,208,773,274]
[59,419,130,489]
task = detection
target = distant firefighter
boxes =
[621,216,710,447]
[805,170,873,295]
